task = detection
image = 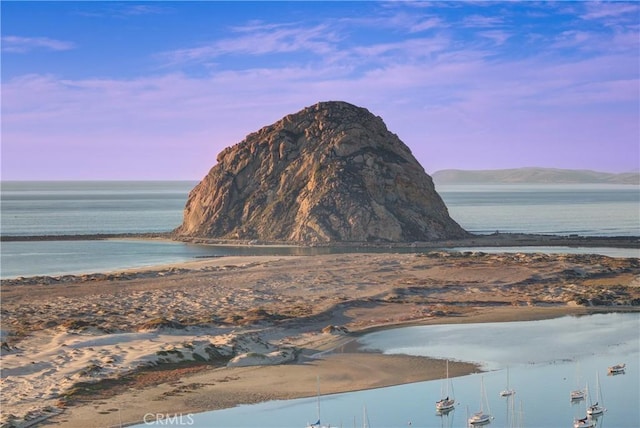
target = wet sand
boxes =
[1,251,638,427]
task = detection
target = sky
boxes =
[1,1,639,180]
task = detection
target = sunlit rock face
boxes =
[175,101,468,243]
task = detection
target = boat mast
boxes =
[445,360,450,397]
[316,375,321,424]
[596,372,603,405]
[482,376,491,416]
[363,405,368,428]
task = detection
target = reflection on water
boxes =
[137,313,639,428]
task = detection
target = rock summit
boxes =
[175,101,468,242]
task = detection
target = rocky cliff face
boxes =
[175,101,468,242]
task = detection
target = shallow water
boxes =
[2,240,638,279]
[135,313,639,428]
[0,240,311,278]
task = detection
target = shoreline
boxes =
[2,231,639,249]
[1,252,639,427]
[44,307,605,428]
[47,306,634,428]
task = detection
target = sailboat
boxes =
[468,376,492,426]
[587,372,606,417]
[306,376,329,428]
[570,362,586,402]
[436,360,456,413]
[573,416,595,428]
[499,366,516,397]
[573,382,595,428]
[608,362,625,375]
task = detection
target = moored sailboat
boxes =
[306,376,329,428]
[436,360,456,413]
[586,372,606,417]
[499,366,516,397]
[573,382,596,428]
[573,416,596,428]
[571,362,586,402]
[607,363,625,375]
[468,376,492,426]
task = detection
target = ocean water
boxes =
[0,181,195,236]
[2,182,638,238]
[1,181,639,278]
[136,313,640,428]
[437,184,640,237]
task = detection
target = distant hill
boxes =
[431,168,640,185]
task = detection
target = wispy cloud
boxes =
[160,7,453,68]
[338,9,448,35]
[350,36,451,66]
[409,17,447,33]
[462,15,504,28]
[74,3,171,19]
[119,4,169,16]
[1,35,76,53]
[161,23,338,66]
[581,2,640,21]
[2,2,638,178]
[5,29,637,176]
[551,30,594,49]
[478,30,511,45]
[551,25,639,54]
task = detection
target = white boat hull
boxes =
[570,390,586,401]
[500,389,515,397]
[573,418,595,428]
[608,363,626,374]
[468,412,491,425]
[436,398,455,411]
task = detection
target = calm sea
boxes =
[1,181,638,278]
[437,183,640,237]
[0,181,194,236]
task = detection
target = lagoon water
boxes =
[137,313,640,428]
[1,181,639,278]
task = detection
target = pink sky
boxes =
[2,2,638,180]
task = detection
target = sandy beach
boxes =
[1,251,639,427]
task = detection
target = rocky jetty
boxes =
[175,101,468,242]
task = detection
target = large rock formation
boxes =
[175,101,468,242]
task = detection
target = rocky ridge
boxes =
[175,101,468,242]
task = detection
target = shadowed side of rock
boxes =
[175,101,469,242]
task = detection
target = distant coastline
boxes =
[432,167,640,185]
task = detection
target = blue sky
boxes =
[2,1,639,180]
